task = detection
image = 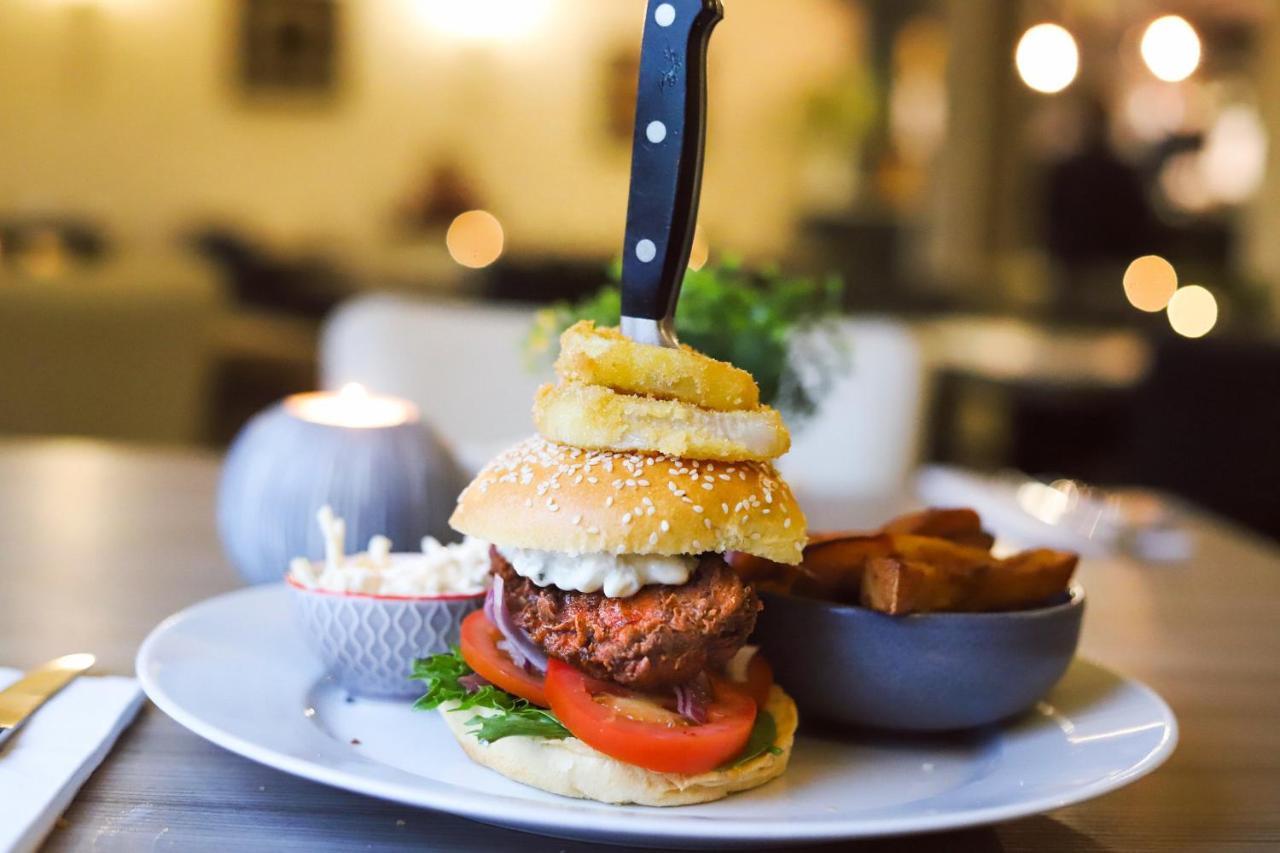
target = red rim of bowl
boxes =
[284,573,487,602]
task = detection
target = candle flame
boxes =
[286,384,417,429]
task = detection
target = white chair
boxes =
[320,294,551,473]
[322,300,929,508]
[777,318,929,523]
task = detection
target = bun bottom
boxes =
[438,686,798,807]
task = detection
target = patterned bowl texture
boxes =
[290,584,483,699]
[218,401,467,586]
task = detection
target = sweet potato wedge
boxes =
[861,545,1077,615]
[880,508,995,551]
[791,534,894,603]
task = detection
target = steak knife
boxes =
[0,653,96,749]
[620,0,724,347]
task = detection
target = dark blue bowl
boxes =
[755,586,1085,732]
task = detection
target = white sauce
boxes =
[500,546,696,598]
[288,505,491,596]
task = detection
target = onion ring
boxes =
[555,321,760,412]
[533,382,790,462]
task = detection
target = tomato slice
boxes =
[458,610,549,707]
[545,659,757,775]
[739,653,774,710]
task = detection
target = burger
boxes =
[411,324,806,807]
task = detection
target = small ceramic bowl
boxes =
[287,574,484,699]
[754,586,1085,732]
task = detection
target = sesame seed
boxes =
[648,532,659,545]
[548,504,559,512]
[642,497,653,507]
[587,477,598,484]
[660,520,670,532]
[740,472,747,480]
[764,492,773,504]
[701,482,713,491]
[571,514,582,525]
[719,474,731,481]
[637,479,650,487]
[646,507,655,516]
[612,479,623,489]
[784,518,792,528]
[704,518,713,529]
[692,539,702,550]
[762,508,770,515]
[605,496,614,507]
[692,505,704,513]
[722,503,729,514]
[622,513,632,524]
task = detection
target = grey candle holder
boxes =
[218,396,465,585]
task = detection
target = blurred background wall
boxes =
[1,0,1277,538]
[0,0,858,260]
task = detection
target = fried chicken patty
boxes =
[492,548,760,690]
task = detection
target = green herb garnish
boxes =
[526,257,848,420]
[411,649,571,744]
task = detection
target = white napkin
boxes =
[0,668,143,853]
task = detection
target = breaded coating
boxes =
[493,549,760,690]
[533,382,790,463]
[555,321,760,412]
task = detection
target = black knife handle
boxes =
[620,0,723,332]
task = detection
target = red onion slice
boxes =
[674,673,712,724]
[484,573,548,674]
[458,672,491,694]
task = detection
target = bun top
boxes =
[450,436,807,564]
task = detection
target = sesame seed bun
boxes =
[437,684,797,806]
[450,436,807,565]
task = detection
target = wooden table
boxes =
[2,440,1278,852]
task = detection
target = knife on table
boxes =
[620,0,723,348]
[0,653,96,749]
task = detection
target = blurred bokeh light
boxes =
[1141,15,1202,83]
[1124,256,1178,312]
[415,0,553,42]
[446,211,505,269]
[1016,23,1079,94]
[1167,285,1219,338]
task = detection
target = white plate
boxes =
[136,585,1177,848]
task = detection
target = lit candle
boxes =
[285,383,418,429]
[218,382,463,585]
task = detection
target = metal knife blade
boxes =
[0,653,96,745]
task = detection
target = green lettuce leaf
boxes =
[410,649,571,744]
[724,710,784,769]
